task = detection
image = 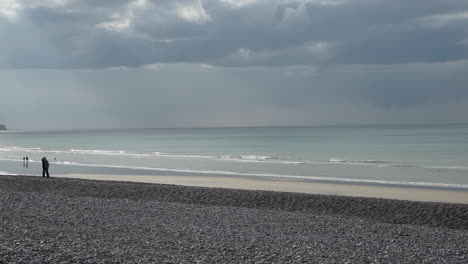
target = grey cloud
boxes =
[0,0,467,68]
[1,0,468,129]
[1,60,468,129]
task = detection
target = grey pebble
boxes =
[0,175,467,263]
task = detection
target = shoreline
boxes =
[54,173,468,204]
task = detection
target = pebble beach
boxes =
[1,175,468,263]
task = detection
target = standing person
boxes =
[42,157,50,178]
[23,157,25,168]
[26,156,29,168]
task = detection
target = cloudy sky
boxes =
[1,0,468,129]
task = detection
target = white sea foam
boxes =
[239,155,272,160]
[0,157,42,163]
[71,149,126,155]
[328,158,391,164]
[160,154,216,159]
[0,147,296,162]
[427,166,468,171]
[1,147,468,171]
[11,147,41,150]
[0,147,41,152]
[55,161,80,165]
[1,156,468,188]
[0,147,68,154]
[0,146,394,166]
[31,160,468,189]
[0,158,24,162]
[219,155,301,164]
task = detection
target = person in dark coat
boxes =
[42,157,50,178]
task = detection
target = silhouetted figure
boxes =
[23,157,25,168]
[26,156,29,168]
[42,157,50,178]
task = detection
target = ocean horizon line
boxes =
[4,122,468,132]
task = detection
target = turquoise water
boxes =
[1,124,468,188]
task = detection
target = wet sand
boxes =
[56,174,468,204]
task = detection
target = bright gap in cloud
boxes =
[97,18,131,32]
[422,11,468,27]
[221,0,257,9]
[176,1,211,24]
[0,0,69,20]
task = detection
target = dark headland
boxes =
[0,124,6,130]
[0,175,467,263]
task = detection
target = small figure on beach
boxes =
[42,157,50,178]
[23,157,25,168]
[26,156,29,168]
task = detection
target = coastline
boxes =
[55,173,468,204]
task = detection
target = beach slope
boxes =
[1,175,467,263]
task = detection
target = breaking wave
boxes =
[1,147,468,171]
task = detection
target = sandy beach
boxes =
[1,175,468,263]
[57,174,468,204]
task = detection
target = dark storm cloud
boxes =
[0,0,467,68]
[1,0,468,129]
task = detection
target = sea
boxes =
[1,124,468,189]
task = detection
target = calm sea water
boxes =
[1,124,468,188]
